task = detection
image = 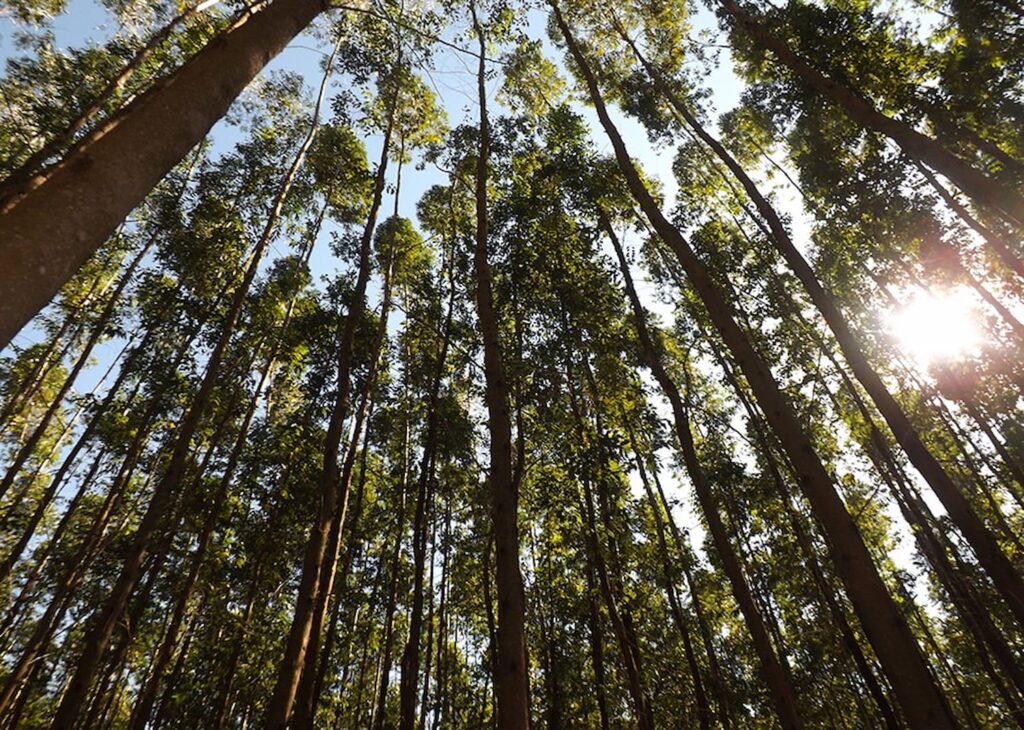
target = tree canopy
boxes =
[1,0,1023,728]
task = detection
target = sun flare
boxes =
[887,288,983,366]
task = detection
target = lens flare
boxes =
[888,288,982,366]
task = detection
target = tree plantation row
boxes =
[0,0,1022,728]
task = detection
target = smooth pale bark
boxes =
[551,6,955,728]
[714,0,1024,228]
[0,0,327,349]
[469,4,530,729]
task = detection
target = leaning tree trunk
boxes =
[0,0,224,201]
[600,214,804,730]
[0,0,327,349]
[263,89,396,730]
[552,6,955,728]
[48,80,318,726]
[622,32,1024,630]
[713,0,1024,228]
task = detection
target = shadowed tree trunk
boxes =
[469,3,530,728]
[598,212,805,730]
[619,29,1024,630]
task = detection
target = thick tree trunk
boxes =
[0,0,326,349]
[0,236,150,503]
[48,80,316,725]
[0,1,223,200]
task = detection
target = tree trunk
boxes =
[597,211,804,729]
[48,75,317,724]
[624,31,1024,631]
[0,0,327,349]
[398,244,457,730]
[554,8,955,725]
[263,88,396,730]
[469,4,530,729]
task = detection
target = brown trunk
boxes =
[562,356,655,730]
[399,248,457,730]
[48,78,316,724]
[646,450,733,729]
[292,253,394,729]
[596,210,804,729]
[716,351,902,729]
[626,33,1024,631]
[912,161,1024,281]
[0,1,223,200]
[715,0,1024,227]
[0,0,327,349]
[311,405,377,727]
[555,9,955,725]
[372,465,410,730]
[0,235,149,502]
[583,557,612,730]
[263,96,395,728]
[628,436,712,730]
[469,4,530,728]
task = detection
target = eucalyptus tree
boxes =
[598,4,1024,633]
[2,1,1023,728]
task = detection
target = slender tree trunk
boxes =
[263,87,397,730]
[912,161,1024,281]
[399,247,457,730]
[292,255,395,730]
[628,436,712,730]
[623,31,1024,631]
[597,212,804,729]
[48,79,318,725]
[469,4,529,728]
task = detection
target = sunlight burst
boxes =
[888,288,983,366]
